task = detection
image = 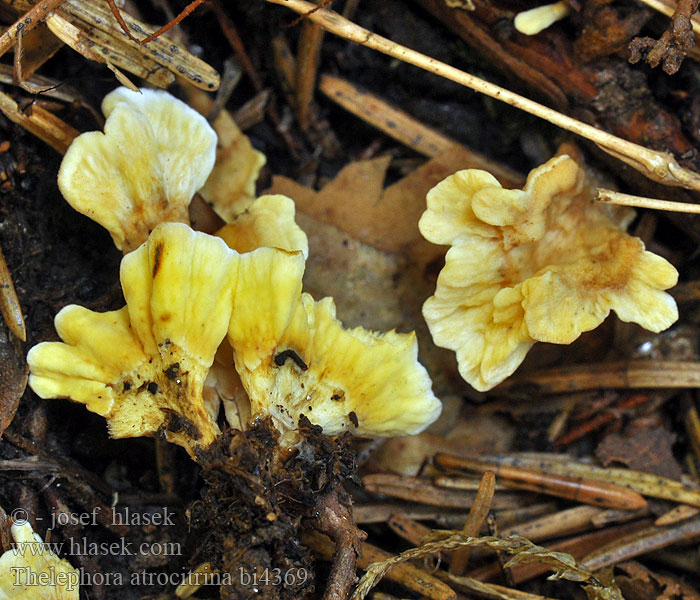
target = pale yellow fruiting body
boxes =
[29,223,441,449]
[226,244,441,442]
[206,195,308,423]
[28,224,238,455]
[232,290,441,444]
[513,1,572,35]
[203,341,251,430]
[0,522,79,600]
[58,87,217,252]
[198,107,267,222]
[216,195,309,258]
[229,248,306,373]
[420,155,679,391]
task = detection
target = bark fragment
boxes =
[629,0,700,74]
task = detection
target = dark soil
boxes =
[190,417,355,600]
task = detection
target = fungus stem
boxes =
[514,1,572,36]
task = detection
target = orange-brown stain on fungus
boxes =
[152,242,164,277]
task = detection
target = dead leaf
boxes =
[616,561,700,600]
[595,422,682,480]
[297,211,403,332]
[268,156,392,248]
[297,211,459,392]
[371,411,516,476]
[266,148,486,263]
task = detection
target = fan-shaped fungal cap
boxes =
[419,155,679,391]
[216,195,309,258]
[228,263,441,442]
[58,87,217,252]
[28,223,238,455]
[0,521,79,599]
[212,225,439,442]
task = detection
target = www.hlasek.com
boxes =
[10,566,311,590]
[10,536,182,559]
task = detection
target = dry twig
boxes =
[635,0,700,37]
[597,188,700,213]
[362,473,522,510]
[387,513,433,546]
[554,394,651,447]
[137,0,207,45]
[655,504,700,525]
[351,533,623,600]
[683,395,700,466]
[352,503,468,524]
[267,0,700,191]
[311,485,367,600]
[0,242,25,342]
[501,506,608,542]
[470,452,700,507]
[450,472,495,575]
[445,575,561,600]
[304,530,456,599]
[295,0,329,129]
[469,522,650,584]
[319,74,524,187]
[499,360,700,393]
[435,455,648,510]
[0,89,78,153]
[582,515,700,571]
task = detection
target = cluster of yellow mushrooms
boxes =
[4,86,679,597]
[27,88,442,457]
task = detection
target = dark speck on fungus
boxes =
[164,363,180,380]
[274,349,308,371]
